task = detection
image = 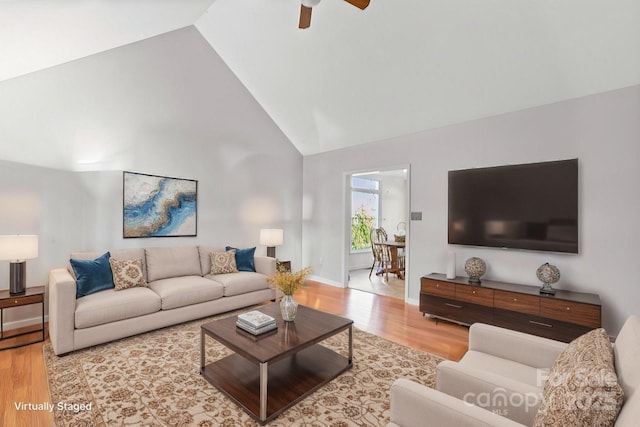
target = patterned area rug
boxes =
[44,309,442,426]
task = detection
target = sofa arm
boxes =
[48,268,77,355]
[469,323,567,368]
[389,378,524,427]
[254,256,276,276]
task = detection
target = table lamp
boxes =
[260,229,283,258]
[0,235,39,295]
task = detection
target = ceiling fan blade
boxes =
[299,5,312,29]
[344,0,370,10]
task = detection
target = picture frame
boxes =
[123,171,197,238]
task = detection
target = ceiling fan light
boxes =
[301,0,321,7]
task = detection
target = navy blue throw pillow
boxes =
[71,252,114,298]
[225,246,256,272]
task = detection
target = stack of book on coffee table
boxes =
[236,310,278,335]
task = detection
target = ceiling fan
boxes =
[299,0,370,29]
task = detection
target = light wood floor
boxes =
[0,280,469,426]
[348,267,406,299]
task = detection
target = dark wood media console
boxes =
[420,273,601,342]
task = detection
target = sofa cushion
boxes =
[206,271,270,297]
[75,287,161,329]
[109,258,147,291]
[148,276,224,310]
[534,328,624,427]
[145,246,201,282]
[210,250,238,274]
[70,252,114,298]
[225,246,256,272]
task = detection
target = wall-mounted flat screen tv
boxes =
[448,159,578,254]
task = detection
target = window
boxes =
[351,176,380,251]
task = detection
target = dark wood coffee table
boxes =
[200,303,353,424]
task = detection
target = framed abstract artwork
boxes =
[123,171,198,238]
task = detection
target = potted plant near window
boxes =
[267,266,312,321]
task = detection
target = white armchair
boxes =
[389,315,640,427]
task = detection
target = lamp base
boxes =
[9,261,27,295]
[266,247,276,258]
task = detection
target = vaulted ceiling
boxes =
[2,0,638,156]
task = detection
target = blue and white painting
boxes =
[123,172,197,238]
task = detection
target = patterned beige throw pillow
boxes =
[534,328,624,427]
[210,250,238,274]
[109,258,148,291]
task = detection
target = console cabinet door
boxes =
[455,284,494,307]
[539,298,601,329]
[421,279,455,298]
[494,290,540,316]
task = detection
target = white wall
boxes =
[303,85,640,334]
[0,27,303,328]
[379,174,408,238]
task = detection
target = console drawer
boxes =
[494,290,540,316]
[421,278,455,298]
[455,284,494,307]
[0,294,43,309]
[421,294,492,325]
[540,298,601,329]
[493,308,593,343]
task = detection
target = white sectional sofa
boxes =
[48,245,277,356]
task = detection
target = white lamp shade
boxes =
[260,229,284,247]
[0,235,39,261]
[302,0,321,7]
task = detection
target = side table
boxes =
[276,260,291,272]
[0,286,46,350]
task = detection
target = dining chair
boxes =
[372,227,388,243]
[375,242,392,280]
[369,228,391,278]
[369,229,382,277]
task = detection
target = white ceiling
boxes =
[2,0,639,156]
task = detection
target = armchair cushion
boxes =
[533,328,624,426]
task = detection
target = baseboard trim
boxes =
[406,297,419,306]
[309,275,345,288]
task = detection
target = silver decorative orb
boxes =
[464,257,486,284]
[536,263,560,295]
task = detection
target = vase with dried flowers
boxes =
[266,266,312,321]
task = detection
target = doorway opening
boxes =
[345,167,410,300]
